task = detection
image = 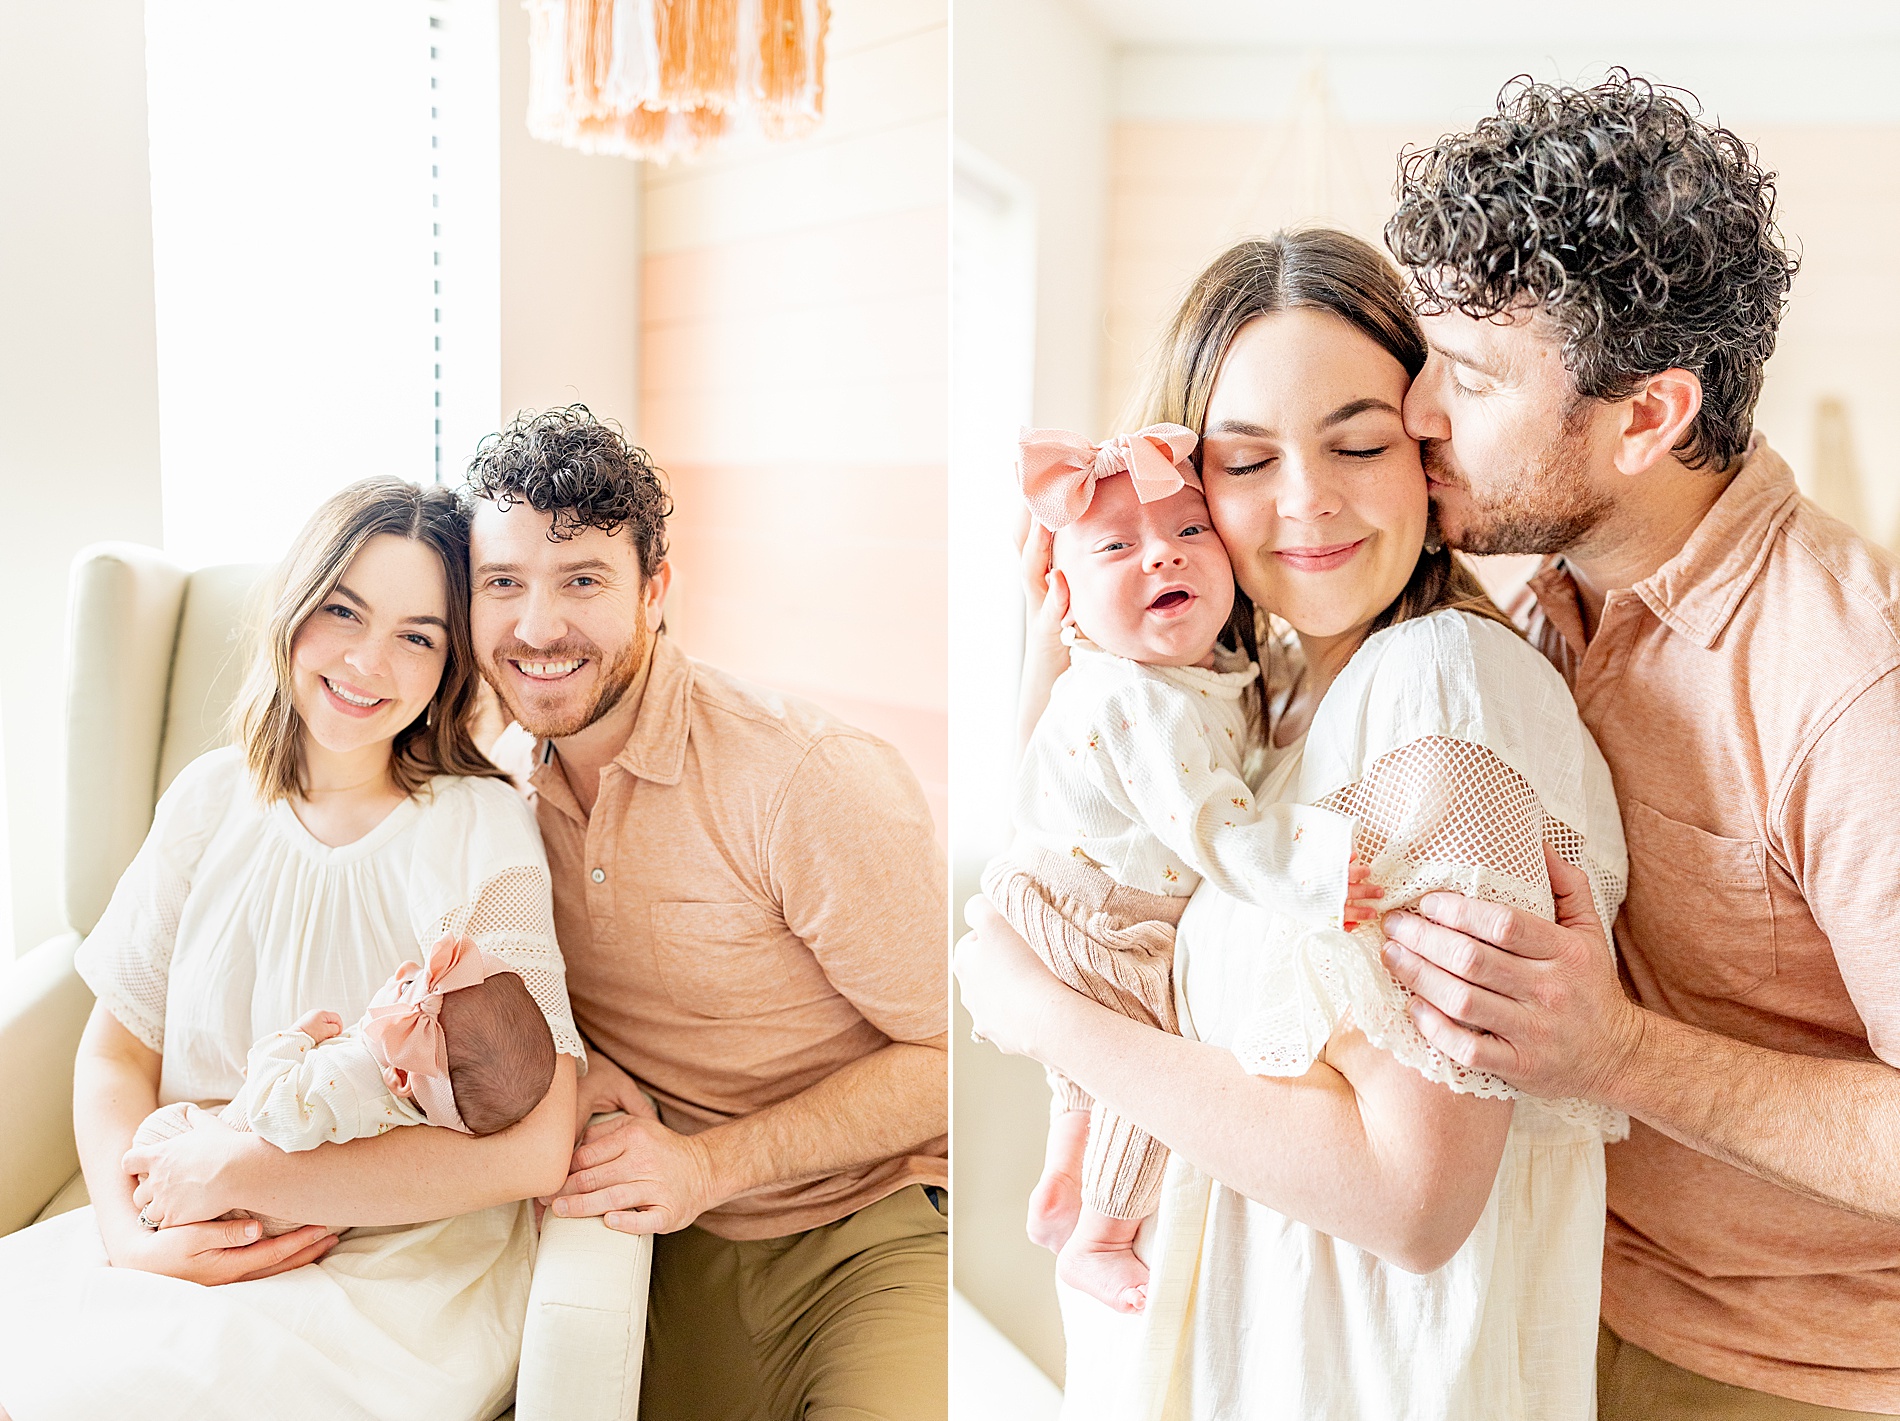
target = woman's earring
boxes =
[1424,533,1444,555]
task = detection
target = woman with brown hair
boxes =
[0,478,583,1421]
[957,230,1629,1419]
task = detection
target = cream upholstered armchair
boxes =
[0,542,649,1421]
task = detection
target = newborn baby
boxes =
[134,933,556,1236]
[987,424,1375,1314]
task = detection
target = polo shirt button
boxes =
[590,868,606,884]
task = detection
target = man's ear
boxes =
[1614,368,1703,476]
[643,560,673,632]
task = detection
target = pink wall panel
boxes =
[642,209,947,839]
[644,206,945,326]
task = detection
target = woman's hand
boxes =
[123,1106,257,1228]
[1021,517,1070,654]
[1017,517,1072,754]
[107,1216,338,1285]
[1341,856,1384,928]
[572,1050,659,1140]
[955,896,1073,1061]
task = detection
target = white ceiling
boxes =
[1070,0,1900,48]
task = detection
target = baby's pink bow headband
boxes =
[1017,424,1201,531]
[361,932,512,1134]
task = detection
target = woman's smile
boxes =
[319,675,391,716]
[1271,538,1368,574]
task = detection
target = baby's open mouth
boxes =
[1149,590,1192,611]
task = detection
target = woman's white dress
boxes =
[1055,610,1630,1421]
[0,747,584,1421]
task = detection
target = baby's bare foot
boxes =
[1026,1166,1082,1252]
[1058,1230,1150,1314]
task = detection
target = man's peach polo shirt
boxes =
[1513,437,1900,1410]
[526,634,948,1241]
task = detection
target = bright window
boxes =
[145,0,497,568]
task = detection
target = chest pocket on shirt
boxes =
[1621,800,1776,1000]
[649,900,823,1019]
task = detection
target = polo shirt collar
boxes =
[609,634,693,786]
[527,734,581,824]
[527,634,694,809]
[1630,434,1801,649]
[1522,433,1801,654]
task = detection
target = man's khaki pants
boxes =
[639,1184,946,1421]
[1599,1322,1889,1420]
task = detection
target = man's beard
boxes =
[1424,410,1613,557]
[482,624,647,739]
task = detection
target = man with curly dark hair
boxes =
[1375,74,1900,1419]
[462,406,947,1420]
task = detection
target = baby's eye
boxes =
[1098,539,1131,553]
[1179,523,1210,537]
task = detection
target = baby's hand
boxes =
[293,1009,345,1043]
[1342,855,1384,928]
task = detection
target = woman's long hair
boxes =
[1136,229,1515,723]
[232,477,506,802]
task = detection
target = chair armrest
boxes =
[0,933,93,1236]
[514,1114,653,1421]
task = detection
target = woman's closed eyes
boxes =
[1218,444,1393,477]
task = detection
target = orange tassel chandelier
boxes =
[525,0,829,164]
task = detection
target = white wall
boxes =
[952,0,1114,1385]
[950,0,1114,889]
[955,0,1113,434]
[0,0,164,958]
[496,0,642,431]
